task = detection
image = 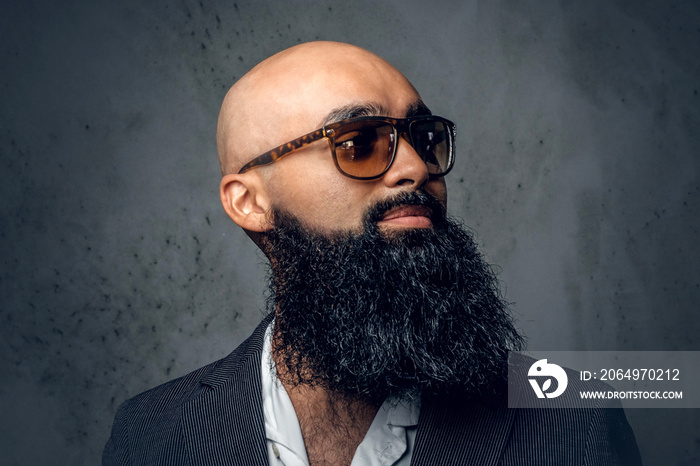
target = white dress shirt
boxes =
[260,322,421,466]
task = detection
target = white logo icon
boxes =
[528,359,568,399]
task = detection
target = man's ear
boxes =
[220,173,272,232]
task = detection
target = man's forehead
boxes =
[277,74,419,124]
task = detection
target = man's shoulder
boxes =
[103,315,272,465]
[116,354,223,424]
[116,315,271,418]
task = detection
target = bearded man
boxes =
[103,41,641,465]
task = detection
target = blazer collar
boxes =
[181,314,273,466]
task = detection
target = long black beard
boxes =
[259,190,524,403]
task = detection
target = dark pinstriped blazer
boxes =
[103,315,642,465]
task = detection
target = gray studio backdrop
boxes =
[1,0,698,464]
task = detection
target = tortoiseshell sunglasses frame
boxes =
[238,115,456,181]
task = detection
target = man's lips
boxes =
[377,205,433,228]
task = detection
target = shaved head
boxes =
[216,41,419,175]
[217,40,445,237]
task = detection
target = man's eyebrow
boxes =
[320,102,390,126]
[406,101,432,118]
[319,100,433,127]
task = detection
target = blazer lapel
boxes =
[181,316,272,466]
[411,391,516,466]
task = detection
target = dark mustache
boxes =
[365,189,447,225]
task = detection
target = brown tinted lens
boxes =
[333,121,395,178]
[410,120,451,174]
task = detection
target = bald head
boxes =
[216,41,419,175]
[217,41,445,237]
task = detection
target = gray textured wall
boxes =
[1,0,698,464]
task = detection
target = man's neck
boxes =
[272,350,381,466]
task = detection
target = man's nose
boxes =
[381,135,429,189]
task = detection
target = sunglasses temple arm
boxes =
[238,128,328,173]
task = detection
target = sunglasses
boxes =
[238,115,456,180]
